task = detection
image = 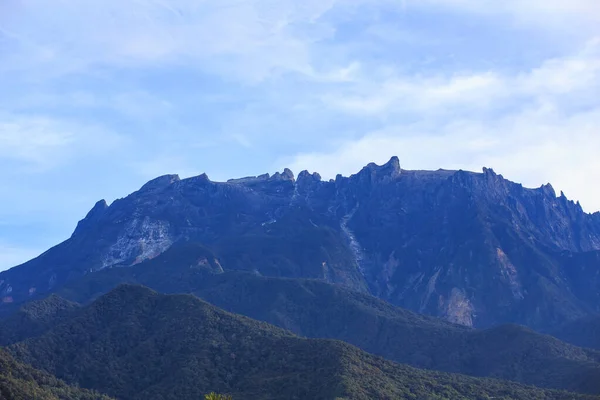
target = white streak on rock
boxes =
[340,204,365,276]
[102,217,174,268]
[441,288,475,327]
[496,248,524,300]
[420,267,441,313]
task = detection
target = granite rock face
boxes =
[2,157,600,329]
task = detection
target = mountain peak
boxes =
[4,157,600,332]
[371,156,401,175]
[482,167,496,175]
[386,155,401,168]
[354,156,401,184]
[282,168,295,181]
[270,168,296,182]
[228,168,296,185]
[140,174,180,192]
[89,199,108,215]
[539,183,556,198]
[365,156,400,171]
[298,170,322,182]
[99,284,158,305]
[73,199,109,236]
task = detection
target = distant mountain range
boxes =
[2,158,600,398]
[4,284,597,400]
[2,157,600,330]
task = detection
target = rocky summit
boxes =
[2,157,600,329]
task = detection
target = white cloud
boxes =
[0,114,124,171]
[284,104,600,211]
[519,39,600,94]
[322,72,504,116]
[1,0,597,86]
[413,0,600,26]
[0,118,75,166]
[285,41,600,212]
[1,0,600,260]
[0,0,348,82]
[322,38,600,116]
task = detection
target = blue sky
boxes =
[1,0,599,271]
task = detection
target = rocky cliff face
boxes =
[2,157,600,329]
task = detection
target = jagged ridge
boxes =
[2,157,600,329]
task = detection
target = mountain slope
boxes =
[0,295,79,346]
[2,158,600,329]
[6,246,592,395]
[549,315,600,350]
[196,277,600,394]
[8,285,597,400]
[0,348,111,400]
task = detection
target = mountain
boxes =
[0,295,79,346]
[549,315,600,350]
[8,284,597,400]
[0,348,111,400]
[0,243,595,394]
[2,158,600,329]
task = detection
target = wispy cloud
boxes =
[0,0,352,82]
[413,0,600,26]
[0,113,124,172]
[1,0,600,271]
[321,39,600,117]
[284,39,600,211]
[0,118,74,164]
